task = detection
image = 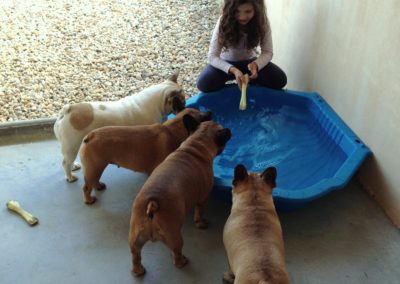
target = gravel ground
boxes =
[0,0,220,122]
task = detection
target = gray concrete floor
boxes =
[1,131,399,284]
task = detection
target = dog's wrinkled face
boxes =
[215,128,232,155]
[166,88,186,114]
[199,121,232,155]
[190,121,231,155]
[232,164,277,196]
[162,72,186,114]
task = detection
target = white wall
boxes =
[266,0,400,226]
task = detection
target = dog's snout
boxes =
[172,96,186,114]
[203,111,212,121]
[222,128,232,140]
[215,128,232,149]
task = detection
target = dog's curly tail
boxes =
[56,104,71,119]
[83,132,94,143]
[146,200,159,219]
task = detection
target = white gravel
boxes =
[0,0,220,122]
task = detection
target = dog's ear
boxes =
[261,167,277,188]
[183,114,200,134]
[172,96,185,113]
[205,111,213,121]
[200,111,213,122]
[214,128,232,147]
[168,70,180,83]
[233,164,248,185]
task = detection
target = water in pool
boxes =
[198,100,347,191]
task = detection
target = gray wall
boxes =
[266,0,400,226]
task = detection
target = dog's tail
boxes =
[53,104,71,138]
[83,132,94,144]
[55,104,71,120]
[146,200,159,219]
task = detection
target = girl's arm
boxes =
[254,19,273,70]
[207,18,234,74]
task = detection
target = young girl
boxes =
[197,0,287,92]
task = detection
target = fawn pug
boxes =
[223,164,290,284]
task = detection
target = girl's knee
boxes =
[197,75,225,93]
[273,71,287,89]
[196,77,212,93]
[197,65,229,92]
[258,65,287,89]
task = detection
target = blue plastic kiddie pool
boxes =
[184,85,371,210]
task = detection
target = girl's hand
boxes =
[248,62,258,80]
[229,66,244,90]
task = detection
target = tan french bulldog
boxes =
[128,121,232,277]
[53,72,186,182]
[80,108,212,204]
[223,164,290,284]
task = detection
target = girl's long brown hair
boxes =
[219,0,268,49]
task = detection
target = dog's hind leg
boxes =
[194,198,209,229]
[72,162,81,171]
[82,184,96,205]
[62,158,78,182]
[129,231,149,277]
[223,262,235,283]
[223,270,235,283]
[81,165,107,204]
[163,223,188,268]
[61,141,81,182]
[81,162,108,192]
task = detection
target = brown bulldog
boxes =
[222,164,290,284]
[128,121,232,277]
[80,108,212,204]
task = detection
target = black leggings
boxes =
[197,59,287,93]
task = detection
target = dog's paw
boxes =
[84,196,97,205]
[174,255,189,268]
[195,219,209,229]
[72,162,81,171]
[132,265,146,277]
[96,182,106,191]
[223,271,235,283]
[66,175,78,183]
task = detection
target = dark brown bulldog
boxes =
[128,121,231,276]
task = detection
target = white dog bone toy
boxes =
[6,200,39,226]
[239,74,249,111]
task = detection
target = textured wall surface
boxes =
[266,0,400,226]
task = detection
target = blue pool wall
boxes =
[185,85,371,210]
